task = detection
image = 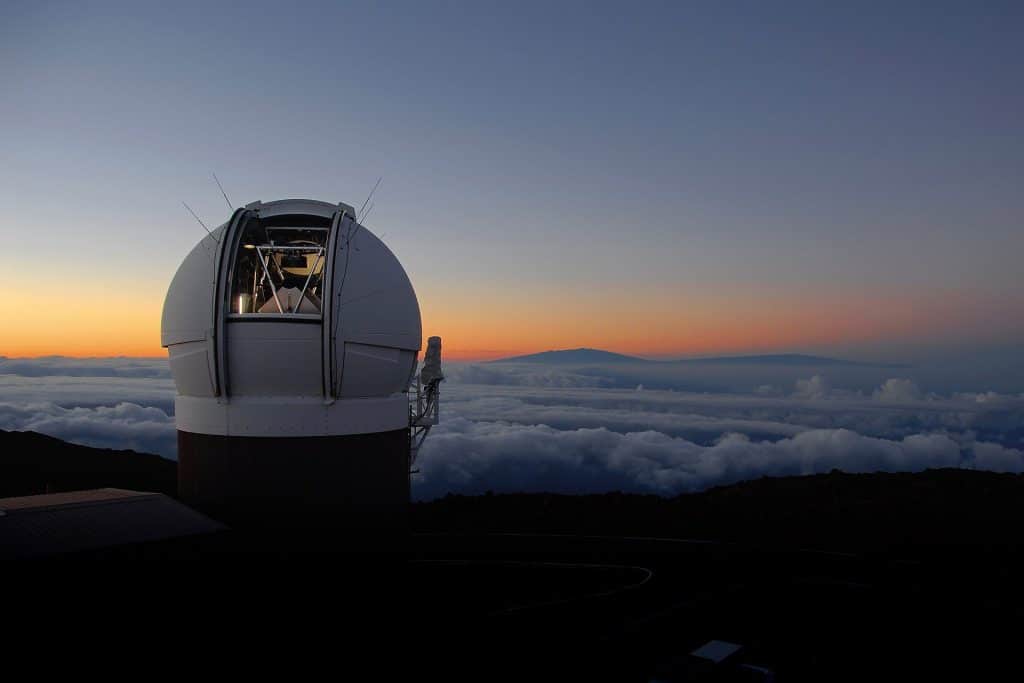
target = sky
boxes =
[1,1,1022,362]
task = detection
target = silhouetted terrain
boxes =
[489,347,892,367]
[3,428,1021,556]
[415,468,1024,556]
[491,347,650,363]
[0,429,176,498]
[5,429,1024,681]
[677,353,897,367]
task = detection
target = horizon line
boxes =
[1,347,866,363]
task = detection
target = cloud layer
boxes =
[414,419,993,500]
[414,367,1024,499]
[2,357,1023,499]
[0,356,170,379]
[0,400,176,457]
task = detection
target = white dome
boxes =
[161,198,422,437]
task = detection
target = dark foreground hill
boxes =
[0,429,177,498]
[4,429,1024,681]
[3,428,1023,556]
[414,468,1024,556]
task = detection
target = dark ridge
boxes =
[673,353,899,367]
[0,429,177,498]
[413,468,1024,555]
[3,430,1021,556]
[5,431,1024,681]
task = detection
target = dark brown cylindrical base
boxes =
[177,429,411,538]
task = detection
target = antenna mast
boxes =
[182,202,218,243]
[360,202,375,225]
[212,172,233,210]
[357,177,382,222]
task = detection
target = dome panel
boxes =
[339,343,418,398]
[160,227,224,347]
[162,198,424,437]
[227,322,322,397]
[333,227,422,351]
[167,341,215,397]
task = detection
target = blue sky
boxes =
[2,1,1022,360]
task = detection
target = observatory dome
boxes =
[161,198,422,438]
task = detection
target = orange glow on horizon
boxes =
[416,281,981,361]
[0,268,167,358]
[0,276,1000,362]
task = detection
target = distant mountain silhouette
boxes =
[490,348,649,364]
[490,348,889,366]
[676,353,887,366]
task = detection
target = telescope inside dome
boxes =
[229,215,329,315]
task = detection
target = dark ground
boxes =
[0,429,177,497]
[6,428,1023,556]
[3,428,1023,680]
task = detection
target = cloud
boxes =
[793,374,832,399]
[412,377,1024,497]
[874,378,923,402]
[970,441,1024,473]
[0,374,175,413]
[953,390,1021,404]
[0,356,170,379]
[445,363,615,388]
[443,391,806,444]
[413,418,1006,500]
[443,381,1024,448]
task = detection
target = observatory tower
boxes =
[161,198,441,531]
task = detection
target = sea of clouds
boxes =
[1,356,1022,500]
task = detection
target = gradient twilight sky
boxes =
[1,1,1021,361]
